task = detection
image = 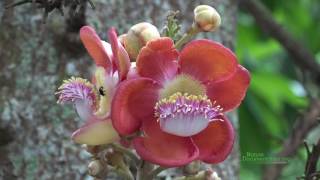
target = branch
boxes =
[239,0,320,178]
[240,0,320,81]
[304,139,320,179]
[5,0,31,8]
[5,0,94,24]
[262,99,320,180]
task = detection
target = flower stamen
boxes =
[154,92,223,137]
[55,77,97,105]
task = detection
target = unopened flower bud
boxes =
[183,161,200,175]
[210,171,222,180]
[194,5,221,32]
[124,22,160,59]
[205,169,221,180]
[118,34,127,46]
[88,160,104,177]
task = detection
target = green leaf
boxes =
[250,72,307,112]
[162,11,182,42]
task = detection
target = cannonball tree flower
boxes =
[111,37,250,167]
[56,26,131,145]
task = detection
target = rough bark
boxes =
[0,0,239,179]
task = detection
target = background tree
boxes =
[1,0,319,179]
[0,0,239,179]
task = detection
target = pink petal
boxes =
[133,119,199,167]
[111,78,161,135]
[179,39,238,83]
[136,37,179,84]
[80,26,112,73]
[206,65,250,112]
[108,28,131,80]
[127,67,140,79]
[192,115,234,164]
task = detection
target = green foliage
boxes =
[237,0,320,179]
[162,11,182,42]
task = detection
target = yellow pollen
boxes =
[59,77,94,90]
[159,74,206,99]
[155,92,212,110]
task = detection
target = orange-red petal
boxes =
[179,39,237,83]
[111,78,161,135]
[206,65,250,112]
[192,116,234,164]
[136,37,179,84]
[80,26,112,73]
[108,28,130,80]
[133,119,199,167]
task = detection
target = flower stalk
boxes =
[136,160,155,180]
[147,166,168,179]
[107,152,134,180]
[110,143,140,165]
[175,24,200,49]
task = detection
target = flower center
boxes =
[154,92,222,137]
[56,77,97,121]
[93,66,117,118]
[56,77,96,105]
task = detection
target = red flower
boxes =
[56,26,132,145]
[111,37,250,167]
[80,26,131,81]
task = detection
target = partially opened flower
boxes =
[123,22,160,60]
[56,26,131,145]
[111,37,250,167]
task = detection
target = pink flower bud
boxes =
[194,5,221,32]
[118,34,127,46]
[124,22,160,59]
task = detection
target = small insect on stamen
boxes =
[99,86,106,96]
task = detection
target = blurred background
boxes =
[0,0,319,179]
[238,0,320,179]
